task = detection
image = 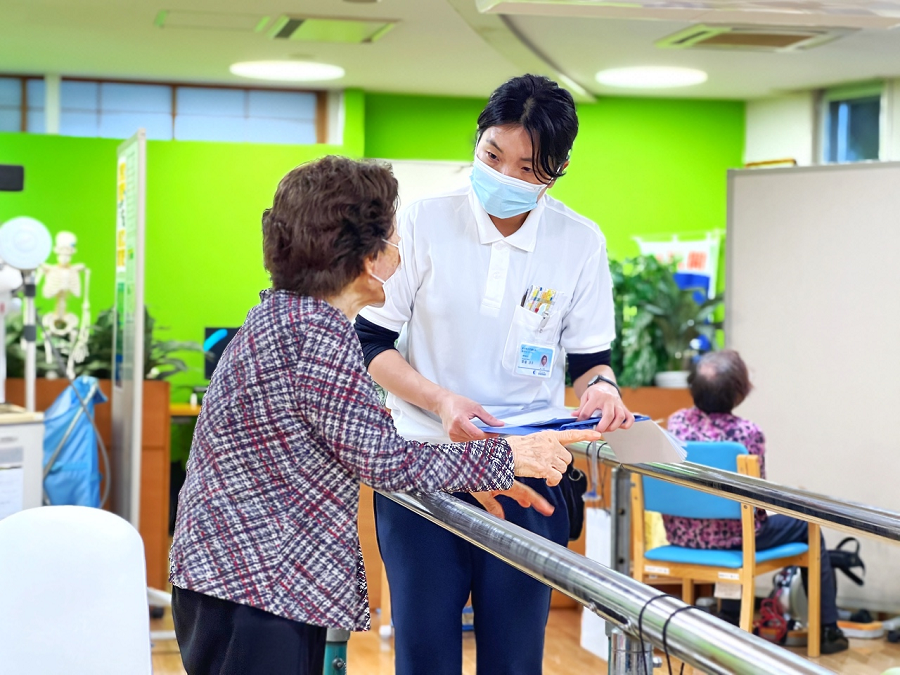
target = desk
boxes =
[6,378,172,589]
[170,403,201,424]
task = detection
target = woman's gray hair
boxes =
[688,350,752,414]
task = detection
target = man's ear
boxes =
[547,160,570,190]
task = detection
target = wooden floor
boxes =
[151,607,900,674]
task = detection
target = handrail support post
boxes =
[608,627,654,674]
[611,465,632,576]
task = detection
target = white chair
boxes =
[0,506,152,674]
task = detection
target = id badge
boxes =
[516,343,555,379]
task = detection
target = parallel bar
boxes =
[574,441,900,544]
[381,490,832,675]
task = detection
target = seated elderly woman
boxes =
[664,350,848,654]
[168,156,598,675]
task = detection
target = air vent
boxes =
[269,16,395,43]
[154,10,270,33]
[657,24,853,52]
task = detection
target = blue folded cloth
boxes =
[477,414,651,436]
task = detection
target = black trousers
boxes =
[721,515,839,626]
[172,585,327,675]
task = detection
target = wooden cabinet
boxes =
[6,378,171,590]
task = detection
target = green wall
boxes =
[0,133,119,322]
[0,91,365,399]
[363,93,745,259]
[365,93,484,161]
[0,89,742,400]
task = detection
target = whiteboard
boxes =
[727,162,900,610]
[379,159,472,209]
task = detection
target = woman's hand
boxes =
[575,384,635,432]
[471,480,555,520]
[436,392,504,442]
[507,429,601,486]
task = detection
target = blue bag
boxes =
[42,376,108,507]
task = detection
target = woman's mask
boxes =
[370,238,400,286]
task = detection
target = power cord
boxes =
[661,605,699,675]
[636,594,702,675]
[637,593,670,675]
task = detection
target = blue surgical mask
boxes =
[470,156,547,219]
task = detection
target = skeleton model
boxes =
[37,231,91,379]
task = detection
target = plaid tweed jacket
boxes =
[169,291,514,630]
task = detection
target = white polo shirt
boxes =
[360,185,615,443]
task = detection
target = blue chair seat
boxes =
[645,542,809,569]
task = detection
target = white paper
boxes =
[715,582,743,600]
[478,404,577,427]
[580,507,612,660]
[0,467,24,520]
[603,420,687,464]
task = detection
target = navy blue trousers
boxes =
[375,478,569,675]
[723,514,839,626]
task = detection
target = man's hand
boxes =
[436,392,504,442]
[575,383,635,433]
[471,480,555,520]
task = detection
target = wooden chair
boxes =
[631,441,822,657]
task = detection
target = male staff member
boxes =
[356,75,634,675]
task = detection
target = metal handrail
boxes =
[381,490,834,675]
[571,441,900,543]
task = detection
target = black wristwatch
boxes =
[587,374,621,399]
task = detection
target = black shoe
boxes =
[821,626,849,655]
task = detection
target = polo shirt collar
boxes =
[469,188,543,253]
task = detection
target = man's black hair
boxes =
[476,75,578,184]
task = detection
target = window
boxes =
[0,76,323,144]
[823,82,882,163]
[174,87,317,144]
[0,77,45,133]
[59,81,174,140]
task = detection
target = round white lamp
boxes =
[0,217,52,411]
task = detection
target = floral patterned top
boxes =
[662,407,768,549]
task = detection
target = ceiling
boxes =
[2,0,900,100]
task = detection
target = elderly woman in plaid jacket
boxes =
[168,156,598,675]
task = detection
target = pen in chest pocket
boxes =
[521,286,559,329]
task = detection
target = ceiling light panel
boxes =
[595,66,708,89]
[230,61,346,82]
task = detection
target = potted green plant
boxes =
[78,307,203,381]
[610,255,722,389]
[609,255,670,388]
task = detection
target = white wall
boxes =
[728,163,900,613]
[385,159,472,207]
[746,78,900,166]
[744,92,816,166]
